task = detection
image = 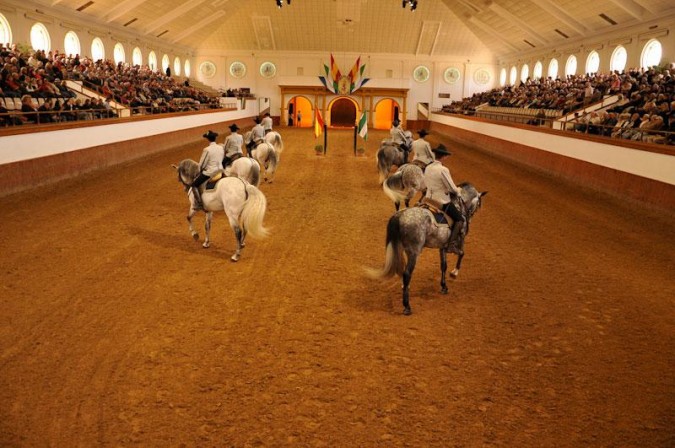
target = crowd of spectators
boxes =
[441,66,675,144]
[1,42,221,126]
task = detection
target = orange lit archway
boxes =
[287,96,312,127]
[374,99,401,130]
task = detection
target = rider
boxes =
[246,116,265,157]
[423,144,465,249]
[410,129,434,171]
[390,119,410,163]
[191,130,224,210]
[261,112,273,135]
[223,123,244,168]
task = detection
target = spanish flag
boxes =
[314,108,325,138]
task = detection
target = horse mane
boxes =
[177,159,200,183]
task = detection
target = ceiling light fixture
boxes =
[402,1,418,12]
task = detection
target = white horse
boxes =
[382,163,426,211]
[226,156,261,187]
[173,159,269,262]
[264,131,284,157]
[245,131,278,183]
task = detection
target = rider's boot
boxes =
[192,187,204,210]
[449,219,464,249]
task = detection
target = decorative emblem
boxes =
[199,61,216,78]
[229,61,246,79]
[260,61,276,79]
[413,65,430,83]
[473,68,491,85]
[443,67,461,84]
[338,76,351,94]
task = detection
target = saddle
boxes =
[418,198,452,226]
[204,171,224,191]
[410,160,428,171]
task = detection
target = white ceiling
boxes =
[36,0,675,59]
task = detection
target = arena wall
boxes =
[431,113,675,211]
[0,105,257,196]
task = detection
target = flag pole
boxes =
[323,124,327,155]
[353,125,357,156]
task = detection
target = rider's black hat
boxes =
[253,116,262,123]
[392,119,400,126]
[417,129,429,137]
[432,143,452,157]
[229,123,240,132]
[203,130,218,141]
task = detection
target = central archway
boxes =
[328,97,358,127]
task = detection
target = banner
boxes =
[357,111,368,141]
[314,108,325,139]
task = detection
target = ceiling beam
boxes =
[488,1,550,45]
[51,0,65,5]
[467,15,521,53]
[607,0,647,20]
[143,0,207,35]
[535,0,589,36]
[104,0,150,23]
[171,10,227,44]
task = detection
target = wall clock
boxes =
[259,61,277,78]
[443,67,461,84]
[229,61,246,79]
[413,65,430,83]
[199,61,216,79]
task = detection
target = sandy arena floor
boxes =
[0,127,673,447]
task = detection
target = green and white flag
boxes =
[357,111,368,141]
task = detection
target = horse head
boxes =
[459,182,488,218]
[173,159,200,190]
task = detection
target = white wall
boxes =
[432,113,675,186]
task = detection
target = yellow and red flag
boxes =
[314,108,325,138]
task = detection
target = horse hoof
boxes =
[403,308,412,316]
[230,254,240,262]
[441,287,448,294]
[450,270,459,279]
[202,242,210,249]
[192,233,199,241]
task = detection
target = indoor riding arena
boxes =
[1,126,673,446]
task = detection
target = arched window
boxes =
[173,56,181,76]
[64,31,80,57]
[565,55,577,77]
[520,64,529,83]
[499,68,506,86]
[640,39,662,69]
[184,59,191,78]
[148,51,158,71]
[0,13,13,44]
[30,22,51,51]
[548,58,558,79]
[533,61,543,79]
[132,47,142,66]
[610,45,627,72]
[586,51,600,74]
[113,43,125,64]
[91,38,104,61]
[162,54,170,73]
[509,66,517,85]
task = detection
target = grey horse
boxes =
[368,182,487,315]
[382,163,426,211]
[376,132,413,184]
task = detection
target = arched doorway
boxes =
[287,96,312,127]
[328,97,357,127]
[374,99,400,130]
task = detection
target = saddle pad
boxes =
[432,213,449,225]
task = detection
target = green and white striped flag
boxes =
[357,111,368,141]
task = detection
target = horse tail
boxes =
[266,147,278,178]
[273,134,283,153]
[249,160,261,187]
[365,213,405,279]
[382,172,406,205]
[241,184,269,239]
[376,149,389,184]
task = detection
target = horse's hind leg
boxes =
[450,250,465,278]
[202,212,213,248]
[439,249,448,294]
[402,253,418,315]
[187,209,199,241]
[228,217,244,262]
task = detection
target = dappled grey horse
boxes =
[376,131,413,184]
[368,182,487,315]
[382,163,426,211]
